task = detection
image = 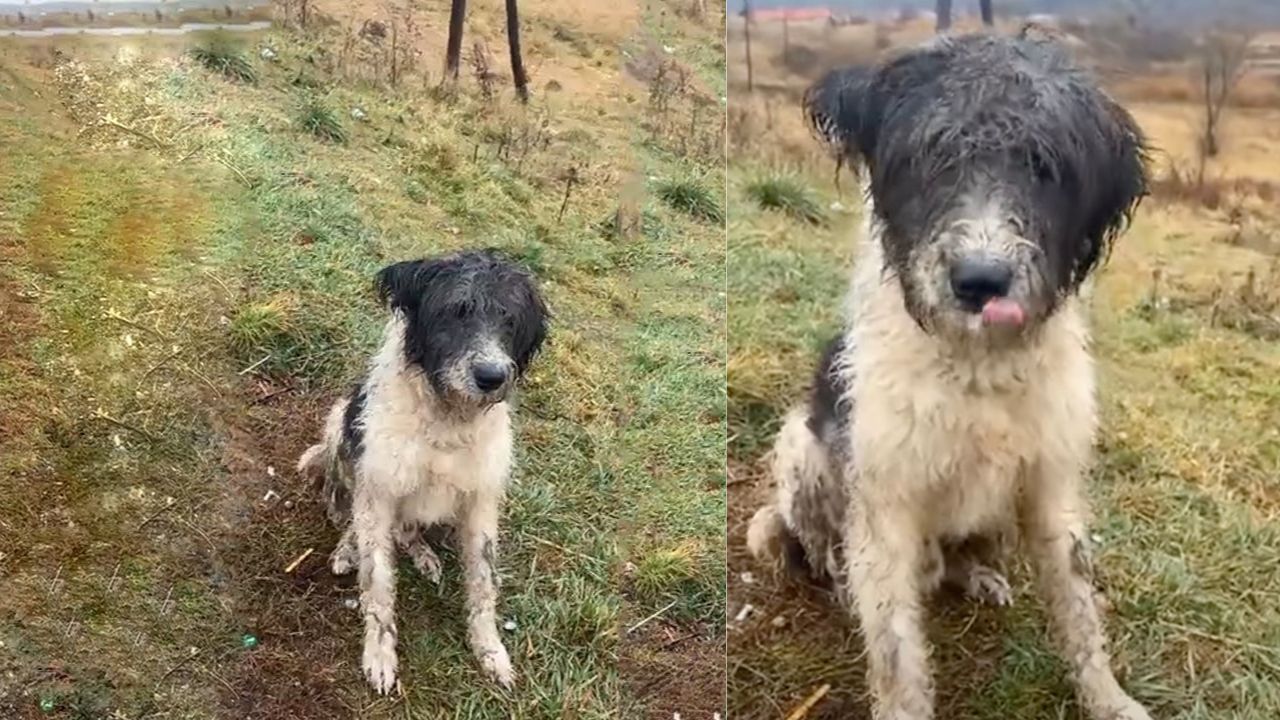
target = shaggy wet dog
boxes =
[298,249,548,694]
[747,32,1151,720]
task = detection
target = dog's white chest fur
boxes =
[840,239,1096,540]
[357,319,514,525]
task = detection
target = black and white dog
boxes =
[748,32,1151,719]
[298,249,548,693]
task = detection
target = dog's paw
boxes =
[362,633,399,695]
[478,644,514,689]
[1097,697,1152,720]
[966,565,1013,607]
[331,546,357,575]
[410,546,443,585]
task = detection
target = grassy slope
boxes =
[0,1,724,716]
[615,2,727,716]
[726,92,1280,720]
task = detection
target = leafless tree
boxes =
[1196,27,1253,165]
[505,0,529,103]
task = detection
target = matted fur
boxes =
[750,32,1151,720]
[298,250,547,694]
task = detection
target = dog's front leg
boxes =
[1023,461,1151,720]
[846,493,934,720]
[354,484,399,694]
[461,491,514,688]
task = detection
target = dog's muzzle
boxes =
[471,361,511,395]
[949,253,1025,329]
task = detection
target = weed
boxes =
[744,173,826,225]
[655,176,723,224]
[190,33,258,84]
[296,98,347,143]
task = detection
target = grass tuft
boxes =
[296,98,348,144]
[655,177,724,224]
[744,173,826,225]
[189,33,257,84]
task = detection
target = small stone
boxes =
[502,619,517,632]
[283,500,294,509]
[739,571,756,585]
[343,597,359,610]
[267,466,276,477]
[771,615,788,628]
[351,107,367,121]
[260,47,277,61]
[241,633,258,649]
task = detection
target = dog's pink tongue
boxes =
[981,298,1026,328]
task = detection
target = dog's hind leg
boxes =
[749,407,846,585]
[459,490,514,688]
[353,484,399,695]
[1023,461,1151,720]
[395,523,442,585]
[846,495,935,720]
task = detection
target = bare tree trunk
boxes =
[505,0,529,103]
[445,0,467,81]
[937,0,952,32]
[980,0,994,26]
[743,0,754,92]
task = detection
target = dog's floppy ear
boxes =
[511,287,548,375]
[803,64,881,161]
[505,260,549,375]
[1089,97,1149,250]
[374,258,447,316]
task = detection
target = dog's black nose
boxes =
[950,256,1014,311]
[472,363,509,392]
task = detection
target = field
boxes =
[0,1,725,718]
[726,15,1280,720]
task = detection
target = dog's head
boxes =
[813,33,1147,343]
[375,249,548,407]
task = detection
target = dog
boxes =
[297,249,548,694]
[747,32,1151,720]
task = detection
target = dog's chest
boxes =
[850,346,1060,538]
[912,388,1038,535]
[361,393,513,520]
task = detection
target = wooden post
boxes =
[743,0,754,92]
[445,0,467,80]
[936,0,952,32]
[505,0,529,103]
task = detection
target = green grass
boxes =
[0,8,724,717]
[726,145,1280,718]
[743,172,827,225]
